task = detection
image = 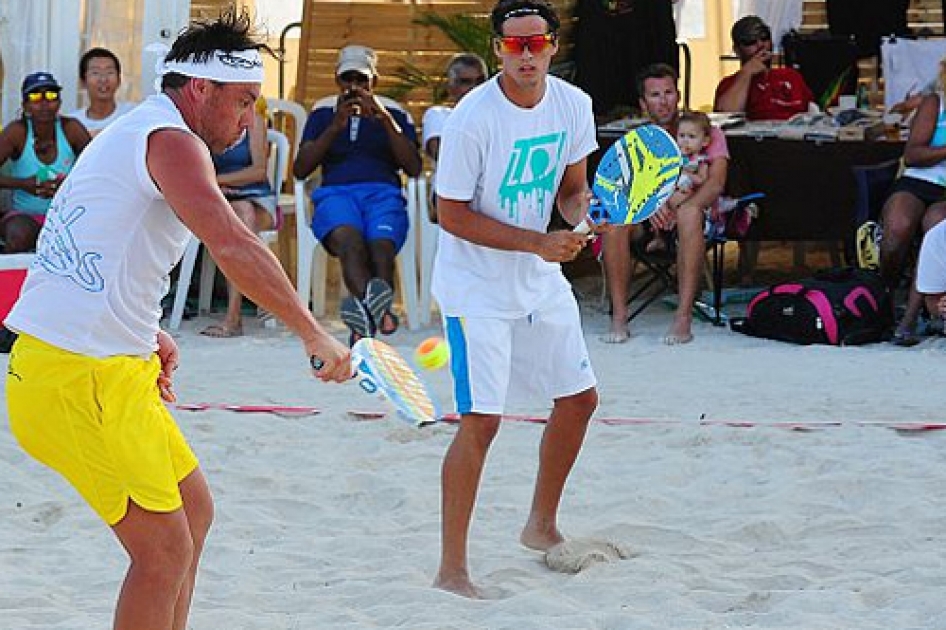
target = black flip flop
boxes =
[363,278,393,333]
[340,295,373,338]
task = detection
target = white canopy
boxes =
[0,0,190,126]
[0,0,81,124]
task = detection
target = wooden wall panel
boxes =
[294,0,574,123]
[801,0,942,34]
[190,0,254,20]
[801,0,945,103]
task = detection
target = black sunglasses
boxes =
[339,71,370,84]
[737,33,771,47]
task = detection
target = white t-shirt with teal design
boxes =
[432,76,596,318]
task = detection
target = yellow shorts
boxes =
[6,334,199,525]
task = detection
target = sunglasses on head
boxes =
[496,33,556,55]
[26,90,61,103]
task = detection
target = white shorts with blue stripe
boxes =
[442,289,596,415]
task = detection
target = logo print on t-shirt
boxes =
[36,202,105,292]
[499,132,566,223]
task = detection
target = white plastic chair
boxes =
[265,97,307,151]
[168,128,290,330]
[265,97,308,219]
[295,177,420,330]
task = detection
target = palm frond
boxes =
[413,12,497,75]
[381,11,497,104]
[383,60,435,101]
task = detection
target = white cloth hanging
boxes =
[0,0,81,125]
[0,0,190,125]
[881,37,946,111]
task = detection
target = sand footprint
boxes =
[544,538,635,573]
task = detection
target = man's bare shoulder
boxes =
[146,128,211,190]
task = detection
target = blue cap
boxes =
[21,72,61,98]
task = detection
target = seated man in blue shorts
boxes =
[293,45,422,343]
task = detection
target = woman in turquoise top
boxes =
[0,72,91,252]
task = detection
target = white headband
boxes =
[151,45,264,85]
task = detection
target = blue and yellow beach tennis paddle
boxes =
[313,338,439,427]
[575,123,683,234]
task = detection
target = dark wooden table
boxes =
[725,134,905,242]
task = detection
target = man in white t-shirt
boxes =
[432,0,602,599]
[5,10,351,628]
[69,48,136,136]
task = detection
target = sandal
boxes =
[340,295,373,338]
[890,327,921,347]
[363,278,393,334]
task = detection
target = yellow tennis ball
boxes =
[414,336,449,370]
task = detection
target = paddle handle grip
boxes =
[573,197,603,236]
[573,218,593,235]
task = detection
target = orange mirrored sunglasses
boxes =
[496,33,556,55]
[26,90,61,103]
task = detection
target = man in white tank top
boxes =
[4,9,351,629]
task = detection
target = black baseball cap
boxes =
[731,16,771,46]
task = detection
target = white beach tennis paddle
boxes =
[312,338,439,427]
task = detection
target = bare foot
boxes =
[432,573,486,599]
[603,309,629,344]
[662,316,693,346]
[379,310,399,335]
[599,330,629,344]
[520,518,565,552]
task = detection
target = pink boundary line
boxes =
[174,404,946,432]
[175,403,320,415]
[439,413,946,432]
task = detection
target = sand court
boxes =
[3,298,945,628]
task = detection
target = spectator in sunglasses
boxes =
[293,45,422,343]
[714,15,814,121]
[70,48,137,137]
[421,52,489,221]
[0,71,91,252]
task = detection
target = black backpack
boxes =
[730,268,892,346]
